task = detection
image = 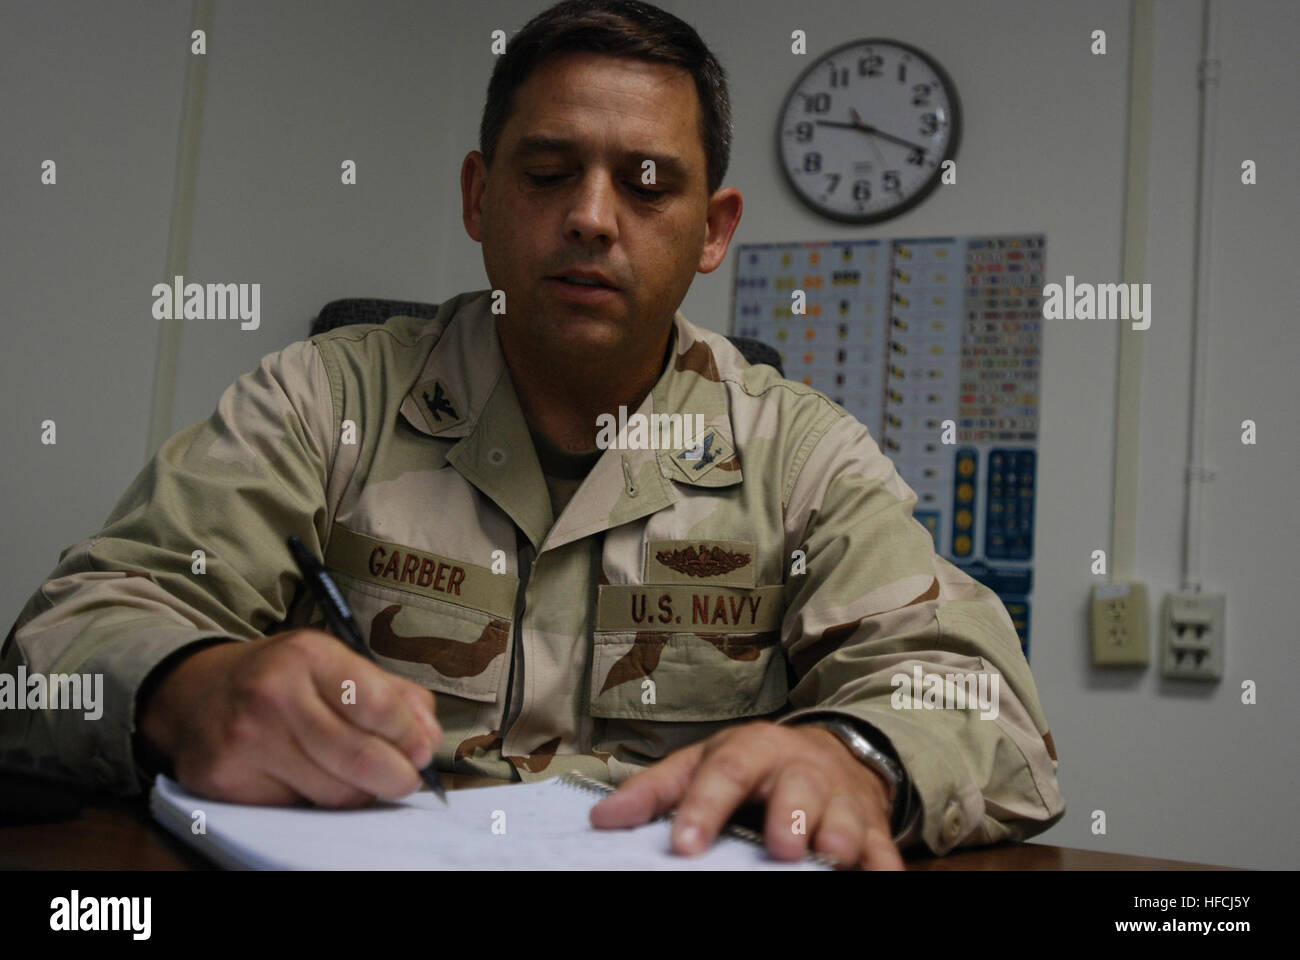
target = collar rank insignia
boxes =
[424,382,457,422]
[679,432,717,470]
[667,428,735,483]
[413,378,465,433]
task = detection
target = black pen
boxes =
[286,535,447,804]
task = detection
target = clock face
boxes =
[777,39,961,224]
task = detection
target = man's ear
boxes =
[697,187,743,274]
[462,151,489,242]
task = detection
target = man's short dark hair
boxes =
[479,0,732,197]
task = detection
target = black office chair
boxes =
[309,298,784,376]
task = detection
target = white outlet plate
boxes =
[1090,581,1149,666]
[1161,591,1225,680]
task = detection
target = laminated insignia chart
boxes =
[731,234,1043,657]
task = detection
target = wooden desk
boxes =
[0,772,1233,870]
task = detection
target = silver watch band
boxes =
[793,716,916,837]
[802,718,899,796]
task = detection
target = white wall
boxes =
[1,0,190,604]
[2,0,1295,868]
[1110,0,1299,869]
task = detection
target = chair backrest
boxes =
[310,298,784,377]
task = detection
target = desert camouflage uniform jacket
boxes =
[2,288,1064,855]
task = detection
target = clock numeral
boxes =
[825,173,841,193]
[802,152,822,173]
[852,180,872,202]
[897,62,907,83]
[906,147,926,166]
[883,170,902,194]
[829,66,849,88]
[801,92,832,113]
[912,83,932,106]
[793,121,814,143]
[858,54,882,78]
[920,112,939,135]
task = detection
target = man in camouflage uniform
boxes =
[2,0,1063,869]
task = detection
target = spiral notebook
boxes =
[150,772,835,870]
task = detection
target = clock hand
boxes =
[848,107,934,154]
[842,107,894,176]
[847,108,893,176]
[815,115,931,155]
[863,131,889,176]
[868,128,929,152]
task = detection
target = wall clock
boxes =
[776,38,961,224]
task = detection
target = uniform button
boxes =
[487,448,506,466]
[943,800,963,841]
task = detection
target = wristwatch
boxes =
[795,715,915,837]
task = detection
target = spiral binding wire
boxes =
[557,770,617,796]
[556,770,838,868]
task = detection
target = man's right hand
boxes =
[136,630,442,807]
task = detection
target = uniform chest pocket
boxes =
[331,572,513,703]
[320,524,519,703]
[588,584,789,721]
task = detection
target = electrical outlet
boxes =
[1089,581,1149,666]
[1161,591,1225,681]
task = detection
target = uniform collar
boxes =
[398,290,743,553]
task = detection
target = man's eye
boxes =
[526,173,662,199]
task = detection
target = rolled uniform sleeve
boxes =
[0,339,336,795]
[774,409,1065,855]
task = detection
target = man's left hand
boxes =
[589,720,904,870]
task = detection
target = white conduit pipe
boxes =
[1111,0,1154,583]
[1181,0,1221,593]
[146,0,212,460]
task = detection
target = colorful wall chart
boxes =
[731,234,1044,657]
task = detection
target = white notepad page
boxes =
[151,775,830,870]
